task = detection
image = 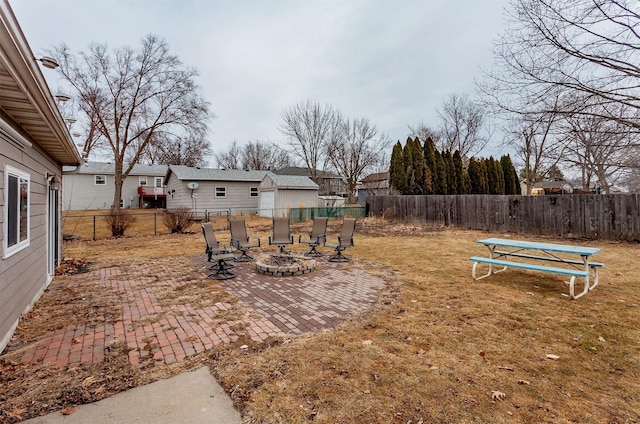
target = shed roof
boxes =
[167,165,271,182]
[264,173,318,189]
[64,161,168,176]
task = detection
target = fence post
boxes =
[93,215,96,240]
[154,213,157,235]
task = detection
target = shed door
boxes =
[260,191,275,217]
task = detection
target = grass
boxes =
[2,216,640,423]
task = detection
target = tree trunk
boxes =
[113,161,124,211]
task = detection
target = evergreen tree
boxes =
[486,157,501,194]
[403,138,415,194]
[468,157,482,194]
[452,150,467,194]
[495,158,505,194]
[512,167,521,195]
[500,155,518,195]
[444,150,457,194]
[389,141,407,194]
[423,136,437,194]
[479,158,490,194]
[433,150,448,194]
[409,137,426,194]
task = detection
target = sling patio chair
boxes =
[201,222,236,280]
[298,216,328,257]
[324,217,357,262]
[269,216,294,254]
[229,217,261,261]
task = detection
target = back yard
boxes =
[1,217,639,423]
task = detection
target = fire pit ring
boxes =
[255,253,317,276]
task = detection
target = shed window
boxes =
[215,186,226,198]
[139,176,147,186]
[3,166,30,258]
[250,187,258,197]
[95,175,106,185]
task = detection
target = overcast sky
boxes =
[11,0,510,164]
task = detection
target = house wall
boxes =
[62,173,162,210]
[1,136,62,352]
[166,178,261,213]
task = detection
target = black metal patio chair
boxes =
[324,217,356,262]
[299,216,328,257]
[229,217,261,261]
[269,216,294,254]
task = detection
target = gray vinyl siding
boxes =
[63,173,161,210]
[1,136,62,352]
[166,179,260,213]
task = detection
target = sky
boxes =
[10,0,511,164]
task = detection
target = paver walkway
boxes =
[11,254,387,369]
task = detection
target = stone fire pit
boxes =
[255,253,317,277]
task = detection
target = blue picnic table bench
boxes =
[469,238,603,299]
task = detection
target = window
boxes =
[139,176,147,186]
[3,166,30,258]
[95,175,106,185]
[250,187,258,197]
[215,186,226,198]
[155,177,163,187]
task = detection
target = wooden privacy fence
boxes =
[366,194,640,241]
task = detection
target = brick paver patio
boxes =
[12,254,387,368]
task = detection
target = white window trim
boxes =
[215,186,226,198]
[155,177,163,187]
[95,175,107,185]
[139,176,148,186]
[3,165,30,259]
[250,187,258,197]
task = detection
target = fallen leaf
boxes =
[81,376,97,387]
[589,324,596,328]
[517,380,531,385]
[598,336,606,343]
[60,406,76,415]
[429,365,439,371]
[478,350,486,357]
[498,366,514,371]
[92,385,106,395]
[526,292,534,296]
[7,407,27,419]
[546,354,560,360]
[362,340,372,346]
[491,390,506,401]
[71,337,81,344]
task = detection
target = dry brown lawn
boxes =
[1,217,639,423]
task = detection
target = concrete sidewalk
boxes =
[22,367,241,424]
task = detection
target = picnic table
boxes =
[469,238,603,299]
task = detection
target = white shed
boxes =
[258,174,319,217]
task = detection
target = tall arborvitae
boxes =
[403,138,415,194]
[500,155,518,195]
[409,137,426,194]
[479,158,490,194]
[495,158,505,194]
[512,167,521,195]
[468,157,481,194]
[444,150,457,194]
[486,157,499,194]
[423,136,437,194]
[453,150,470,194]
[389,141,407,194]
[433,149,448,194]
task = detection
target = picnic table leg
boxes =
[569,256,592,299]
[472,246,508,280]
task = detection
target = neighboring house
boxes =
[1,0,82,352]
[62,162,168,210]
[357,171,390,204]
[532,180,574,195]
[275,167,347,197]
[165,165,270,213]
[257,173,319,217]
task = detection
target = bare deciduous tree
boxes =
[213,140,242,169]
[408,121,441,145]
[485,0,640,128]
[437,93,491,157]
[326,117,391,201]
[279,100,343,182]
[53,34,210,215]
[241,141,294,170]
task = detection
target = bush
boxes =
[104,209,137,237]
[162,207,195,233]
